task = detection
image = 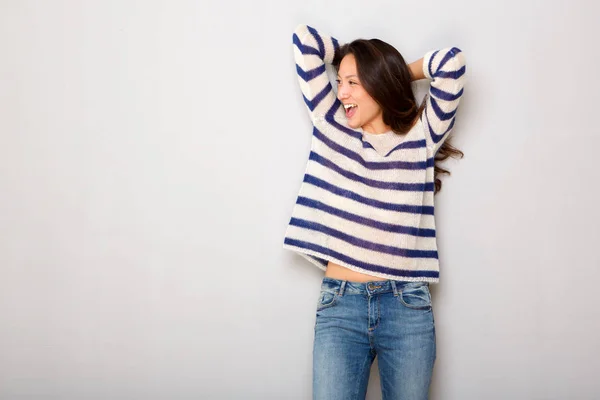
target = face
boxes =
[336,54,386,133]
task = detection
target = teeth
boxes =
[344,104,357,109]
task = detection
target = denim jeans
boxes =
[313,277,436,400]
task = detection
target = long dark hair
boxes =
[333,39,463,194]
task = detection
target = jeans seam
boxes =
[398,290,432,310]
[373,295,381,331]
[353,352,372,400]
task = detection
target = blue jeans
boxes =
[313,278,436,400]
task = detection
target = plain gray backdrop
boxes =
[1,0,599,399]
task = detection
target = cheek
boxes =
[357,92,379,115]
[363,101,381,119]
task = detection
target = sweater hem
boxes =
[283,243,440,283]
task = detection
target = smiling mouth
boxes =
[344,103,357,118]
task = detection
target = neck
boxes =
[362,119,391,134]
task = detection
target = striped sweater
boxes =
[283,25,467,283]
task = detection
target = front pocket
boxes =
[398,284,432,310]
[316,290,338,311]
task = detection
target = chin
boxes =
[346,118,360,129]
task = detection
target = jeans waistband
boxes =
[321,277,429,297]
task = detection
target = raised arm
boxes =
[416,48,467,153]
[292,25,340,124]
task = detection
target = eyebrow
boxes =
[336,74,358,79]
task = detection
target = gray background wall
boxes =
[1,0,599,399]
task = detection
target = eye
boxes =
[335,79,341,85]
[349,81,358,86]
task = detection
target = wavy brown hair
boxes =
[333,39,463,194]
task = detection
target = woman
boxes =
[284,24,466,399]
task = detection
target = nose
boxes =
[337,83,349,100]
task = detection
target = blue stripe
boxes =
[296,196,435,237]
[424,107,456,143]
[429,96,457,121]
[292,33,320,56]
[428,50,439,77]
[325,101,364,140]
[296,64,326,82]
[313,127,431,171]
[436,66,466,80]
[303,84,332,112]
[307,26,325,57]
[383,139,428,156]
[436,47,462,71]
[363,138,428,154]
[309,151,435,191]
[431,86,464,102]
[362,141,377,152]
[288,218,439,259]
[304,174,435,215]
[284,238,439,278]
[332,37,340,51]
[303,95,313,111]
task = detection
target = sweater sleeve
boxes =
[420,47,467,153]
[292,24,340,124]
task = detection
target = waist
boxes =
[325,261,388,282]
[320,277,429,296]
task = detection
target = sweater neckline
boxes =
[360,129,407,157]
[357,123,420,158]
[323,105,422,158]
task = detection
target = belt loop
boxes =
[391,280,399,297]
[338,280,347,297]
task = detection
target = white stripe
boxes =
[306,161,435,207]
[292,202,438,250]
[284,225,440,272]
[297,78,329,102]
[312,136,432,183]
[299,183,436,230]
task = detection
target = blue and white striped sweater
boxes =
[283,25,467,282]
